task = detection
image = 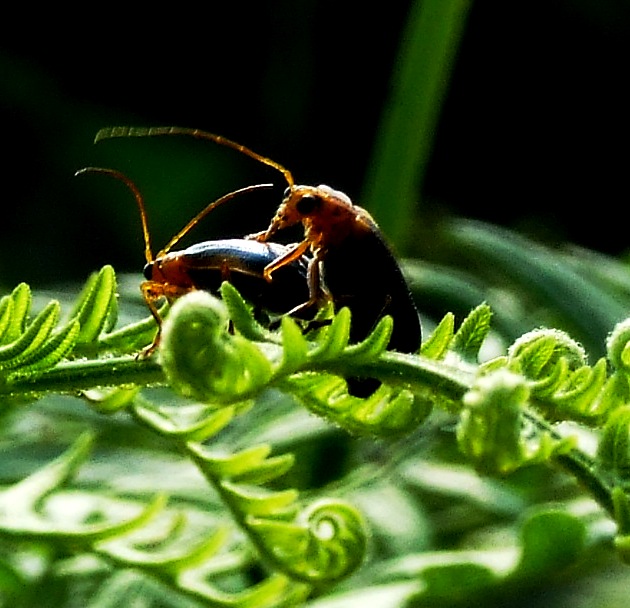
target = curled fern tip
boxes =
[159,291,273,403]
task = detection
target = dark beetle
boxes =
[253,183,421,354]
[143,237,310,317]
[251,183,422,396]
[91,128,422,393]
[76,168,311,351]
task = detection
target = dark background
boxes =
[1,0,628,288]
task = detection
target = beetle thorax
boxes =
[283,184,361,248]
[147,252,194,288]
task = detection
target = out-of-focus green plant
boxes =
[4,0,630,605]
[363,0,472,247]
[2,243,630,606]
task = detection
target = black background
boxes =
[1,0,628,287]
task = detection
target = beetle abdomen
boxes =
[174,239,311,316]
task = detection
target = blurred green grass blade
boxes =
[402,259,533,341]
[363,0,472,247]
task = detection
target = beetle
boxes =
[94,127,422,351]
[252,184,422,355]
[93,127,422,394]
[76,167,312,348]
[142,237,311,319]
[251,183,422,397]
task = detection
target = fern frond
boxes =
[8,319,80,377]
[597,406,630,492]
[499,327,630,427]
[132,398,241,442]
[157,288,440,437]
[98,522,231,573]
[0,301,62,369]
[246,498,368,583]
[0,282,30,345]
[0,268,161,396]
[0,433,167,542]
[451,303,493,362]
[191,444,295,485]
[420,312,455,360]
[458,369,576,475]
[282,372,428,436]
[69,265,118,343]
[0,431,312,607]
[187,441,368,583]
[221,280,278,343]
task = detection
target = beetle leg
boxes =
[282,248,329,317]
[306,250,327,303]
[246,228,271,241]
[262,240,311,282]
[219,258,232,281]
[140,281,193,356]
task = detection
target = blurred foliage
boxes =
[3,233,630,606]
[2,0,630,605]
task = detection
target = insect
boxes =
[93,127,422,393]
[94,128,421,345]
[76,167,312,347]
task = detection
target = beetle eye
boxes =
[282,186,292,201]
[143,262,154,280]
[295,195,321,215]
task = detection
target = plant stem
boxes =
[1,356,164,397]
[522,408,616,518]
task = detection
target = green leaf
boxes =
[277,315,309,374]
[0,432,94,508]
[310,307,351,361]
[70,265,118,343]
[515,510,586,576]
[99,524,231,572]
[0,294,13,344]
[0,283,31,345]
[447,220,628,355]
[9,319,80,376]
[451,303,492,363]
[220,482,299,517]
[597,405,630,483]
[191,444,272,479]
[341,314,393,362]
[420,312,455,359]
[282,371,430,437]
[133,399,239,442]
[0,300,60,370]
[220,280,272,342]
[229,453,296,486]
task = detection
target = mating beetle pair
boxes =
[83,127,422,394]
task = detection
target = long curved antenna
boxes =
[95,126,295,189]
[157,182,274,257]
[76,167,275,260]
[75,167,155,264]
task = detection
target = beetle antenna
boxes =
[75,167,155,264]
[77,168,275,260]
[95,126,295,189]
[158,183,274,257]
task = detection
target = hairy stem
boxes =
[1,355,164,397]
[523,408,615,517]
